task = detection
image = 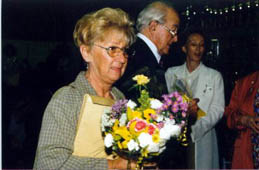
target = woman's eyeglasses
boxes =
[94,44,135,58]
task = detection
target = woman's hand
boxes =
[108,157,157,169]
[108,157,137,169]
[239,115,259,133]
[187,98,200,118]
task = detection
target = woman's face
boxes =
[183,33,205,63]
[85,29,128,85]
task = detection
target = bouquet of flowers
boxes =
[101,75,188,167]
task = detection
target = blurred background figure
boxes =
[165,30,225,169]
[225,71,259,169]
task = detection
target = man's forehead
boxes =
[165,9,180,27]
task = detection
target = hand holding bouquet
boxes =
[171,76,206,120]
[101,75,188,168]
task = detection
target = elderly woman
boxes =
[165,31,225,169]
[34,8,136,169]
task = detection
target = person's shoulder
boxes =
[166,65,183,74]
[202,65,222,77]
[111,87,125,100]
[238,71,259,84]
[50,83,82,105]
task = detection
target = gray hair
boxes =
[136,1,174,32]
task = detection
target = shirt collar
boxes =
[137,33,161,63]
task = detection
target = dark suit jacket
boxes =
[115,37,168,102]
[116,37,186,169]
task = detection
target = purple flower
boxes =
[171,105,179,113]
[176,95,182,103]
[111,99,128,118]
[180,102,188,112]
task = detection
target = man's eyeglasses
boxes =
[160,24,177,38]
[94,44,135,58]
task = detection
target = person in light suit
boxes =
[165,31,225,169]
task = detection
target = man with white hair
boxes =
[116,1,183,168]
[116,0,180,102]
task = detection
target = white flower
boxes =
[166,119,176,125]
[119,113,127,126]
[159,139,166,147]
[160,126,171,140]
[169,124,181,137]
[147,141,160,153]
[156,115,164,122]
[160,123,181,140]
[127,100,137,109]
[150,99,163,109]
[104,133,114,148]
[127,139,140,151]
[138,132,152,148]
[158,146,166,153]
[101,113,114,131]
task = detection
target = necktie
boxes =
[159,59,164,69]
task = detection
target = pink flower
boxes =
[176,96,182,103]
[147,124,156,135]
[182,112,187,117]
[180,102,188,111]
[150,114,157,120]
[135,120,147,132]
[173,92,180,98]
[157,122,164,129]
[171,105,179,113]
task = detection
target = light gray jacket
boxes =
[165,63,225,169]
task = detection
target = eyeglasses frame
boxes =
[94,44,135,58]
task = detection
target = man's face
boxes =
[153,9,180,55]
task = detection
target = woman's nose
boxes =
[115,52,127,63]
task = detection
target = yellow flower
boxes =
[141,148,149,158]
[127,107,142,120]
[122,140,129,149]
[112,120,119,131]
[182,94,191,103]
[132,75,150,85]
[117,141,123,149]
[114,126,132,141]
[143,108,156,121]
[152,133,160,143]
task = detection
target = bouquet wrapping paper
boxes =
[72,94,115,159]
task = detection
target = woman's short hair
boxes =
[136,1,175,32]
[180,28,206,47]
[73,8,135,48]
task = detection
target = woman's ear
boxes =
[80,45,92,62]
[182,45,187,54]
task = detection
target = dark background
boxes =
[2,0,259,168]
